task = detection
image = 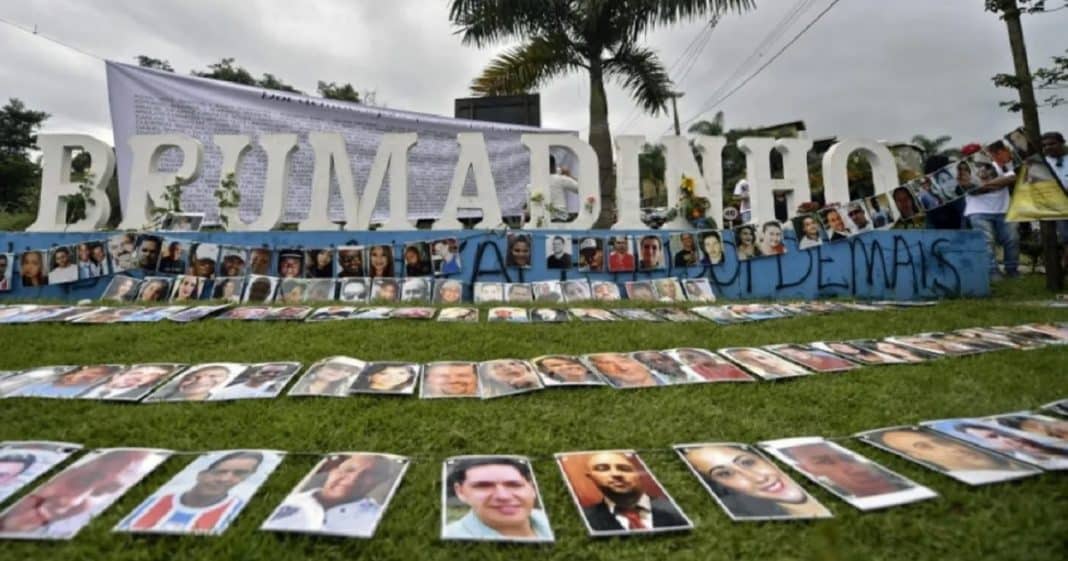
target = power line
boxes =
[0,15,105,61]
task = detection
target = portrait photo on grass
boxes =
[209,362,302,401]
[530,308,569,323]
[436,307,479,322]
[569,308,619,322]
[561,280,591,302]
[923,418,1068,470]
[369,278,400,302]
[6,364,124,399]
[487,307,528,323]
[612,308,662,322]
[623,280,656,302]
[681,278,716,302]
[590,280,621,301]
[531,280,563,303]
[477,359,544,399]
[420,362,480,399]
[288,357,366,398]
[434,279,464,305]
[350,362,420,395]
[532,355,605,386]
[719,348,812,380]
[115,450,283,536]
[168,305,230,323]
[79,363,186,401]
[664,348,756,383]
[338,278,369,303]
[630,350,702,385]
[262,452,409,538]
[242,275,279,304]
[101,275,141,302]
[442,455,553,543]
[136,277,172,303]
[144,363,247,403]
[306,306,357,322]
[505,283,534,303]
[474,282,504,304]
[983,411,1068,442]
[652,278,684,302]
[0,441,83,504]
[169,275,204,302]
[764,344,859,373]
[583,353,661,388]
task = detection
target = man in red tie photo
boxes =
[580,451,689,533]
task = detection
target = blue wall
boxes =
[0,229,989,302]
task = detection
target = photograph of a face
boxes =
[6,364,124,399]
[115,450,283,536]
[69,307,141,324]
[79,363,185,402]
[577,237,605,272]
[606,235,635,272]
[532,355,605,386]
[569,308,620,322]
[719,348,811,380]
[630,351,702,385]
[504,283,533,303]
[856,426,1041,486]
[209,362,302,401]
[134,234,163,272]
[674,443,832,521]
[699,231,724,265]
[107,233,139,273]
[169,275,204,302]
[811,341,903,365]
[624,281,656,301]
[555,450,692,537]
[474,282,504,303]
[101,275,141,302]
[818,207,853,241]
[759,437,937,511]
[265,306,313,321]
[923,419,1068,470]
[670,233,700,267]
[0,441,83,504]
[584,353,662,388]
[865,193,895,229]
[690,306,747,324]
[403,242,432,277]
[733,225,761,260]
[188,242,220,279]
[350,362,420,395]
[302,279,337,302]
[262,453,409,538]
[247,248,272,276]
[613,308,662,322]
[0,448,171,540]
[442,455,553,543]
[437,307,478,322]
[137,277,172,303]
[209,277,244,303]
[216,306,271,321]
[652,278,684,302]
[545,235,573,270]
[681,278,715,302]
[421,362,480,399]
[18,249,48,287]
[850,339,936,363]
[764,344,859,373]
[243,275,279,303]
[844,202,873,233]
[757,221,787,255]
[531,280,563,303]
[216,246,247,277]
[370,278,399,302]
[338,278,369,303]
[305,248,335,279]
[434,279,464,304]
[277,250,305,279]
[432,238,462,276]
[487,307,528,323]
[156,239,190,275]
[636,234,664,271]
[159,212,204,232]
[144,363,247,403]
[288,357,366,398]
[530,308,568,323]
[930,162,964,201]
[336,246,365,278]
[351,307,392,320]
[792,214,824,249]
[983,411,1068,442]
[477,360,544,398]
[0,366,73,398]
[883,334,973,357]
[306,306,356,322]
[400,278,431,302]
[506,233,533,269]
[665,348,756,382]
[561,280,591,303]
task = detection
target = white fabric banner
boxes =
[106,61,570,225]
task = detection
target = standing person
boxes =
[733,178,751,223]
[1041,132,1068,271]
[966,142,1020,280]
[549,160,580,222]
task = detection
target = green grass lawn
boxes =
[0,276,1066,561]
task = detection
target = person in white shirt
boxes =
[733,178,751,223]
[47,247,78,284]
[549,163,579,222]
[967,141,1019,279]
[1041,132,1068,271]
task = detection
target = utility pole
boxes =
[669,92,684,136]
[996,0,1063,290]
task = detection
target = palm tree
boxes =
[910,134,961,160]
[448,1,755,228]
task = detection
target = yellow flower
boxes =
[681,175,695,193]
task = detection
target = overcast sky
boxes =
[2,0,1066,149]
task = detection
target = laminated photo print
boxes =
[1018,322,1068,344]
[681,278,715,303]
[756,220,787,256]
[101,275,141,302]
[350,362,420,395]
[107,233,139,273]
[277,278,313,305]
[555,450,692,537]
[159,212,204,232]
[561,280,591,302]
[844,201,874,234]
[79,363,186,402]
[951,327,1033,350]
[188,242,220,279]
[389,307,435,320]
[764,343,859,373]
[216,306,271,321]
[442,455,554,543]
[169,305,231,323]
[811,341,904,366]
[726,304,788,321]
[217,246,248,277]
[144,363,247,403]
[31,306,97,323]
[248,248,273,276]
[577,236,605,272]
[303,279,337,302]
[569,308,620,322]
[170,275,205,302]
[890,185,925,227]
[1041,398,1068,417]
[922,418,1068,470]
[674,442,832,521]
[584,353,664,388]
[211,276,246,303]
[606,235,635,272]
[690,306,747,325]
[930,161,965,201]
[505,233,533,269]
[402,242,432,277]
[0,441,83,504]
[276,249,305,279]
[907,176,945,211]
[305,248,335,279]
[437,307,479,323]
[6,364,124,399]
[792,214,824,250]
[243,275,279,303]
[75,241,110,279]
[850,339,939,363]
[613,308,663,322]
[69,307,144,324]
[981,411,1068,444]
[265,306,314,321]
[487,307,529,323]
[652,278,684,302]
[865,193,895,229]
[530,308,569,323]
[157,239,191,275]
[209,362,302,401]
[0,366,75,398]
[134,234,163,272]
[505,283,534,303]
[434,279,465,305]
[670,232,701,268]
[531,280,564,304]
[545,235,573,270]
[288,357,366,398]
[759,437,937,511]
[0,253,13,291]
[120,306,189,323]
[477,360,544,399]
[883,334,976,357]
[421,361,480,399]
[46,246,78,285]
[733,224,761,260]
[115,450,283,536]
[351,307,393,320]
[719,347,811,381]
[630,350,703,385]
[338,278,370,303]
[0,448,171,540]
[399,278,431,302]
[366,245,394,278]
[653,308,701,323]
[664,348,755,383]
[262,452,409,538]
[306,306,357,322]
[988,324,1064,346]
[336,246,365,278]
[818,206,853,241]
[19,249,48,287]
[431,238,462,276]
[474,282,504,304]
[636,234,665,271]
[624,280,656,301]
[699,230,725,265]
[532,355,606,387]
[856,426,1041,486]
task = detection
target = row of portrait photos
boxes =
[0,298,925,326]
[0,322,1064,404]
[0,398,1065,541]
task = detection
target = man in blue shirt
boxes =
[443,457,553,542]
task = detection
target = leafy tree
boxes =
[258,73,302,94]
[192,58,258,86]
[318,81,361,103]
[993,49,1068,112]
[910,134,961,159]
[449,0,755,227]
[0,98,49,212]
[136,55,174,72]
